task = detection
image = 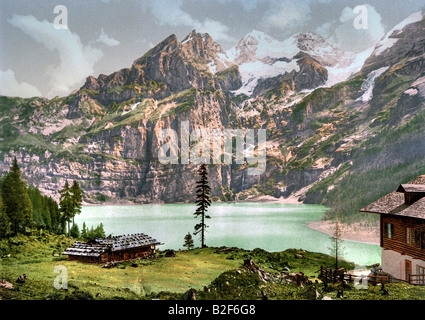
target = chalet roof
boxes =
[62,241,110,257]
[62,233,162,257]
[360,175,425,219]
[396,184,425,193]
[95,233,162,252]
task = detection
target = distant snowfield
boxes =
[209,12,424,98]
[375,11,423,56]
[225,30,299,62]
[224,29,372,96]
[325,47,375,88]
[226,31,301,96]
[232,59,300,96]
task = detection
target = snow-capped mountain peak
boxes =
[226,30,358,96]
[243,29,275,43]
[226,30,288,65]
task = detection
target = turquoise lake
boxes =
[75,202,381,266]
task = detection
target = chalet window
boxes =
[406,228,421,248]
[421,231,425,250]
[384,223,394,239]
[417,266,425,285]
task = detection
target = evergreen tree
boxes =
[0,160,63,237]
[41,195,52,230]
[328,218,346,270]
[70,222,80,238]
[28,186,52,230]
[183,232,194,250]
[1,158,34,234]
[0,196,11,238]
[193,164,212,248]
[94,223,106,238]
[59,180,74,235]
[70,180,83,226]
[86,223,105,239]
[47,197,62,233]
[81,222,88,239]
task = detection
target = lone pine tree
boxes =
[193,163,212,248]
[328,218,345,270]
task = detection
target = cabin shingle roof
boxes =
[360,175,425,219]
[397,184,425,193]
[62,233,162,257]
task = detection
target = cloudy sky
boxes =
[1,0,424,98]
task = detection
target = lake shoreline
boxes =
[306,220,380,246]
[82,195,303,206]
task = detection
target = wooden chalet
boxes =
[62,233,163,263]
[360,175,425,283]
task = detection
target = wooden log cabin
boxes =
[62,233,163,263]
[360,175,425,283]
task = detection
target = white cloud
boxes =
[316,4,385,52]
[315,21,334,39]
[197,19,234,42]
[148,0,235,43]
[97,28,120,46]
[8,14,103,98]
[0,69,42,98]
[263,1,311,30]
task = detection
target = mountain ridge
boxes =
[0,11,425,222]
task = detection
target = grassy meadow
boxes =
[1,231,425,300]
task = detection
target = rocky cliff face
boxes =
[1,14,425,219]
[252,52,329,97]
[82,31,239,107]
[0,30,248,204]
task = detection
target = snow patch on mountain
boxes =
[226,30,351,68]
[404,76,425,98]
[404,88,419,96]
[325,47,375,87]
[232,59,300,96]
[226,30,366,96]
[225,31,301,96]
[207,52,231,74]
[375,11,423,56]
[122,102,140,115]
[357,66,389,102]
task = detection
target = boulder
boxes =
[165,250,176,257]
[0,279,13,289]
